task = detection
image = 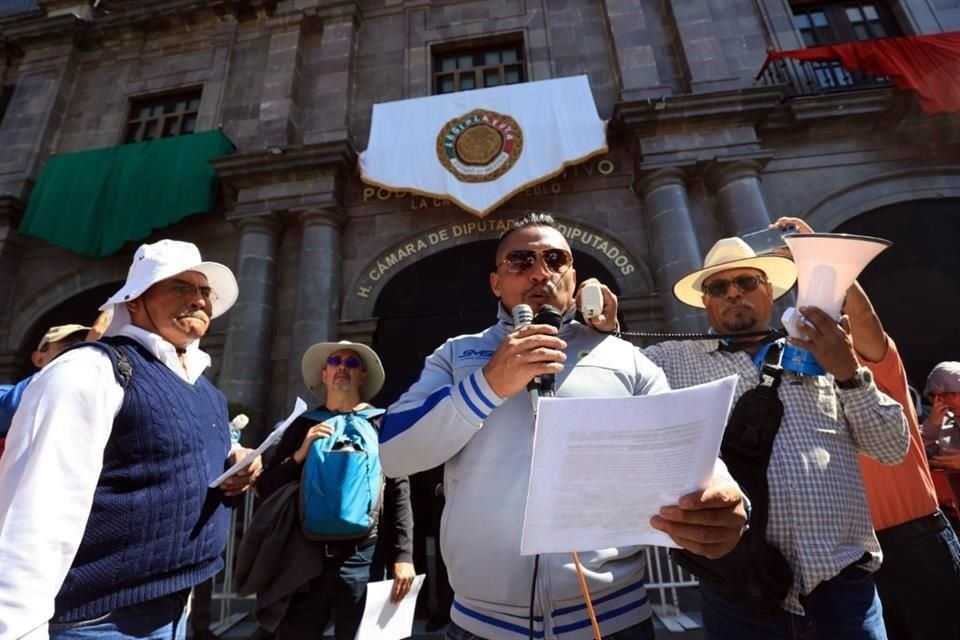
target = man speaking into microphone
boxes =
[379,213,747,640]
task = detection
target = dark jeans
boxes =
[49,591,189,640]
[275,542,375,640]
[446,617,655,639]
[874,519,960,640]
[700,561,886,640]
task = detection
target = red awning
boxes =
[758,31,960,114]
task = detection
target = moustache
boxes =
[721,299,755,313]
[525,281,558,296]
[177,310,210,322]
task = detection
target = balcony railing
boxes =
[757,56,889,97]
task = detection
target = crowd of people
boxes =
[0,212,957,640]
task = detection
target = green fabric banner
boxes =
[19,130,234,258]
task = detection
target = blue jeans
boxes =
[700,562,887,640]
[873,519,960,640]
[446,617,655,639]
[275,542,375,640]
[49,591,188,640]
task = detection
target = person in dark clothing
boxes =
[256,340,415,640]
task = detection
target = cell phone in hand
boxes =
[741,224,797,255]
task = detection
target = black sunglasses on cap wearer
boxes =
[496,249,573,275]
[702,274,768,298]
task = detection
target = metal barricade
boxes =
[206,500,703,634]
[644,546,701,633]
[208,491,256,632]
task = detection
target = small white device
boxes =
[580,282,604,319]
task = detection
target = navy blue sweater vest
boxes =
[53,337,231,622]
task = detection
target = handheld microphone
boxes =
[533,305,563,397]
[512,304,539,413]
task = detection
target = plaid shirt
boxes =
[643,338,909,614]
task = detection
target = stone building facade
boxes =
[0,0,957,438]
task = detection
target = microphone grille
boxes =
[512,304,534,328]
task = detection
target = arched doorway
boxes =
[371,240,621,408]
[14,282,121,378]
[836,198,960,389]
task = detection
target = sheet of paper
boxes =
[355,575,426,640]
[209,397,308,488]
[520,375,738,555]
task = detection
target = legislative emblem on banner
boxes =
[436,109,524,183]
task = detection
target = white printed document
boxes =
[520,375,738,555]
[355,575,426,640]
[209,397,308,488]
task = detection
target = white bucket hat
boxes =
[301,340,386,403]
[100,239,239,337]
[673,237,798,308]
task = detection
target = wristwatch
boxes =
[835,366,873,390]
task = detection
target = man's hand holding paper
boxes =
[651,478,747,559]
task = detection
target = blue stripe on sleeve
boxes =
[469,372,497,410]
[379,386,451,443]
[458,380,487,420]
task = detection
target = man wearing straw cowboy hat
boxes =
[591,235,910,639]
[379,213,748,640]
[252,340,414,640]
[0,239,262,640]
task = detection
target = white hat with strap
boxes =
[100,239,238,336]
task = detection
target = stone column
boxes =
[303,9,360,144]
[259,15,307,147]
[707,159,796,312]
[639,168,704,332]
[287,208,345,406]
[667,0,735,93]
[0,38,79,199]
[217,215,281,440]
[0,197,25,381]
[706,160,773,236]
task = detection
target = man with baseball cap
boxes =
[0,239,262,640]
[588,235,909,639]
[252,340,414,640]
[0,324,91,445]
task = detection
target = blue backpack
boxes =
[299,407,385,541]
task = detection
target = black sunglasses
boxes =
[497,249,573,275]
[326,355,363,369]
[702,275,768,298]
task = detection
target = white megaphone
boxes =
[780,233,892,375]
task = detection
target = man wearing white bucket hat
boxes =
[0,239,262,640]
[587,235,910,639]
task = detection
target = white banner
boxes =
[359,75,607,217]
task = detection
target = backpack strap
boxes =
[61,341,133,389]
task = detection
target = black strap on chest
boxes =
[671,342,793,615]
[61,339,134,389]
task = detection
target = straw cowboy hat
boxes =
[673,237,798,308]
[100,239,239,336]
[301,340,386,403]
